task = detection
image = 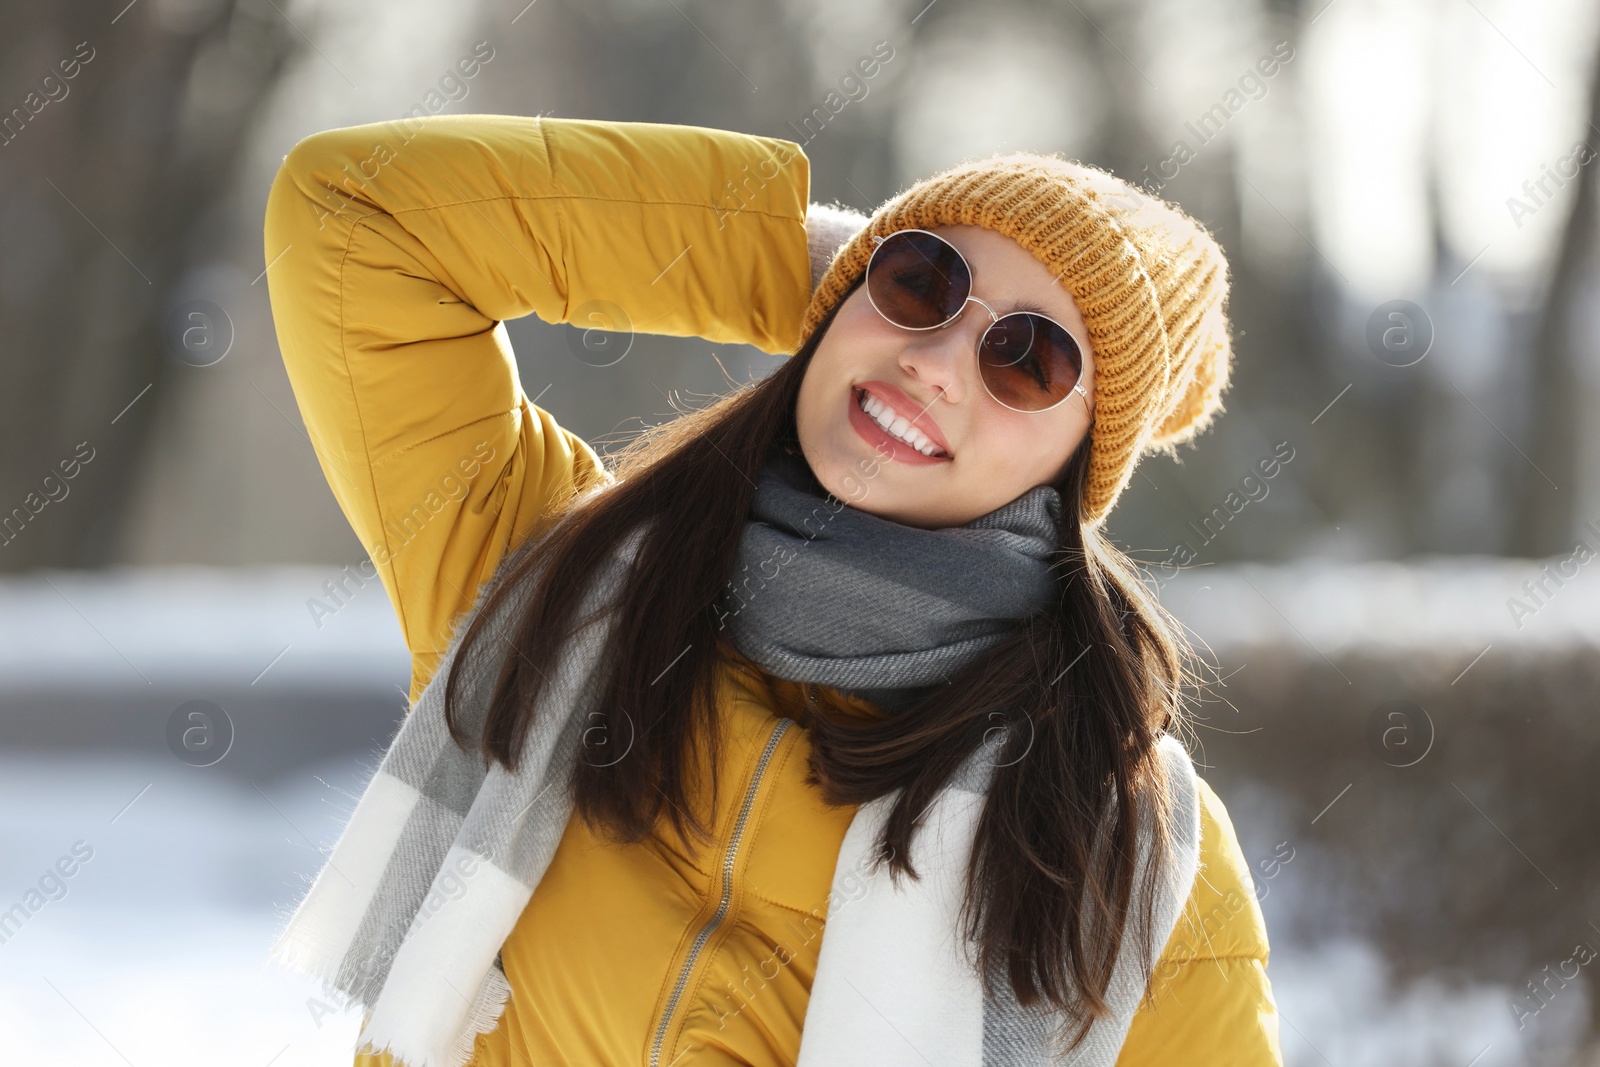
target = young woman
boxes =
[263,114,1280,1066]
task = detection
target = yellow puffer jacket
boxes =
[265,113,1282,1066]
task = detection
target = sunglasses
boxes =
[865,229,1088,414]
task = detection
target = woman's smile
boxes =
[847,381,952,465]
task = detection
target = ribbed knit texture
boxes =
[799,156,1233,526]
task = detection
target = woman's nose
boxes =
[896,304,985,406]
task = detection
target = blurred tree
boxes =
[10,0,1581,570]
[1510,23,1600,557]
[0,0,295,570]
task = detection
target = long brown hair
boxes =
[445,275,1195,1049]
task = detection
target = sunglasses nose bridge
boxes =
[962,294,1001,325]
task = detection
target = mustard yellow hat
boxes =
[801,154,1233,527]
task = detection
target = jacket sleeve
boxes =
[262,114,812,701]
[1116,777,1284,1066]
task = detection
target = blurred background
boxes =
[1,0,1598,1063]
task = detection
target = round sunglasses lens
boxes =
[867,231,971,329]
[978,313,1083,411]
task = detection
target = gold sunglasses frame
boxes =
[866,229,1090,414]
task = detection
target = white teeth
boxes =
[857,390,946,457]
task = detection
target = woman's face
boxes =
[795,225,1097,528]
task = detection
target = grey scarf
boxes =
[267,448,1192,1067]
[721,445,1063,708]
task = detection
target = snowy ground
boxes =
[1,564,1593,1065]
[0,750,1556,1067]
[0,752,371,1067]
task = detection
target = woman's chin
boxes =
[798,426,959,528]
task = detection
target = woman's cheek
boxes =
[988,415,1059,497]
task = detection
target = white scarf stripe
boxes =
[269,771,420,981]
[796,787,990,1066]
[361,845,532,1067]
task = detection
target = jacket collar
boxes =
[720,642,887,722]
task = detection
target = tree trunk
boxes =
[0,0,296,570]
[1508,21,1600,557]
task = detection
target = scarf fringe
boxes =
[449,962,514,1067]
[352,960,517,1067]
[267,923,351,993]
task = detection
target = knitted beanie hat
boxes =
[800,154,1233,528]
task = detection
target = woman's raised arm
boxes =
[262,114,812,701]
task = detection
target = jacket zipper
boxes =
[648,716,795,1067]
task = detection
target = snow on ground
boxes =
[0,748,1562,1067]
[0,562,1593,1064]
[0,751,369,1067]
